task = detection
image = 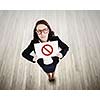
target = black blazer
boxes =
[22,36,69,63]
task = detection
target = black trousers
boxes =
[37,56,59,73]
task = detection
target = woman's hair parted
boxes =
[33,20,55,41]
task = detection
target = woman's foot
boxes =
[47,73,55,82]
[47,73,52,81]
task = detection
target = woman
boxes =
[22,19,69,82]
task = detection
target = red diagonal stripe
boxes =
[44,46,51,54]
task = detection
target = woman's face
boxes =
[36,24,49,42]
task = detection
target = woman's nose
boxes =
[41,31,45,35]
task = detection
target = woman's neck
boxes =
[39,40,47,43]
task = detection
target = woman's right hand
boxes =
[33,54,38,62]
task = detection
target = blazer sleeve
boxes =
[22,40,36,63]
[57,36,69,59]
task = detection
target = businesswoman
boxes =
[22,19,69,82]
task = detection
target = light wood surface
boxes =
[0,10,100,89]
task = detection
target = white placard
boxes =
[34,41,59,59]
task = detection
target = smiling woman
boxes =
[22,19,69,82]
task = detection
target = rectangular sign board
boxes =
[34,41,59,58]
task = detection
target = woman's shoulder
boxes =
[31,39,39,44]
[50,35,59,41]
[27,39,38,47]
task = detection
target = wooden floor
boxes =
[0,10,100,90]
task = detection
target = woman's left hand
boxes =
[56,53,63,59]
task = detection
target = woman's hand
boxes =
[33,54,38,62]
[56,53,63,59]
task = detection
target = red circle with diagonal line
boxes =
[41,44,53,56]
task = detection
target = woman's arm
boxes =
[22,40,36,63]
[57,36,69,59]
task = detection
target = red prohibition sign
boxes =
[41,44,53,56]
